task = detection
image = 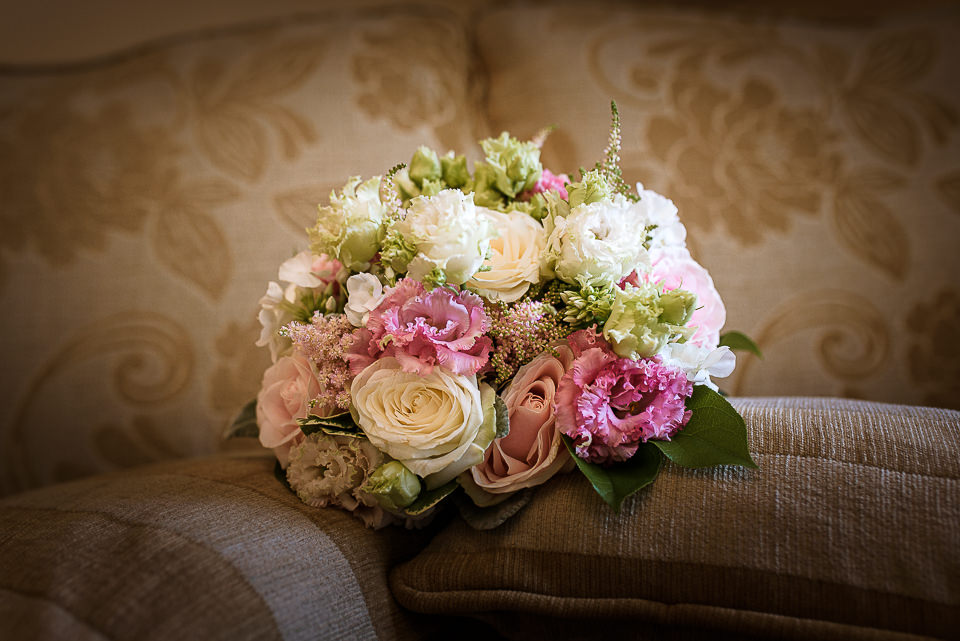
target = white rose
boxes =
[635,183,687,251]
[544,197,651,286]
[661,343,736,391]
[256,281,297,362]
[310,176,387,271]
[350,358,497,489]
[466,209,546,302]
[344,273,385,327]
[391,189,495,285]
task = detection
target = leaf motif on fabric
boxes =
[935,170,960,215]
[859,31,936,85]
[191,40,325,181]
[273,185,335,234]
[842,89,920,166]
[153,182,235,298]
[832,168,909,279]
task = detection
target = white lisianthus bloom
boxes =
[635,183,687,251]
[350,358,497,489]
[344,273,385,327]
[466,209,546,302]
[661,343,736,391]
[256,281,298,362]
[543,196,651,286]
[310,176,387,271]
[391,189,495,285]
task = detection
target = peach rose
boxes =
[257,351,322,467]
[467,347,575,502]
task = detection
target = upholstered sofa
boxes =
[1,1,958,639]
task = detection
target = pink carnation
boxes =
[347,278,492,376]
[555,348,693,465]
[520,168,570,201]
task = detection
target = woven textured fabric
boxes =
[391,397,960,641]
[0,454,434,641]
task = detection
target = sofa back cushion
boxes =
[0,7,481,495]
[391,397,960,640]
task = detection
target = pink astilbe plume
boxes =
[555,348,693,465]
[347,278,492,376]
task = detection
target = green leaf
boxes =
[297,412,365,438]
[653,385,758,469]
[494,394,510,439]
[224,398,259,439]
[456,488,534,530]
[273,459,291,490]
[719,331,763,358]
[403,480,458,516]
[561,435,662,512]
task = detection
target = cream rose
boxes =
[466,209,546,303]
[349,357,496,489]
[256,351,322,467]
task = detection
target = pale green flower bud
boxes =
[309,176,387,271]
[409,146,442,188]
[602,283,669,359]
[566,169,613,208]
[472,162,504,209]
[480,132,542,198]
[420,177,443,197]
[364,461,421,512]
[441,153,470,188]
[659,288,696,326]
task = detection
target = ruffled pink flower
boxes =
[520,168,570,201]
[347,278,492,376]
[648,246,725,349]
[555,349,693,465]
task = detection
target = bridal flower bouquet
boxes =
[238,104,759,529]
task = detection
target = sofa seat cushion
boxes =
[0,454,436,641]
[391,397,960,640]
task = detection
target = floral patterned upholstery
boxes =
[1,2,958,496]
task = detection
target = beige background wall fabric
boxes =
[477,4,960,408]
[0,7,482,495]
[1,2,958,495]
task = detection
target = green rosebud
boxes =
[480,132,542,198]
[471,161,504,208]
[309,176,387,271]
[363,461,422,512]
[659,288,696,326]
[441,153,470,188]
[566,169,613,208]
[602,283,668,359]
[409,146,442,188]
[420,177,443,197]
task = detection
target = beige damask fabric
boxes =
[0,8,482,495]
[478,4,960,408]
[1,3,959,496]
[392,397,960,641]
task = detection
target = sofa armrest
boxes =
[0,454,433,641]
